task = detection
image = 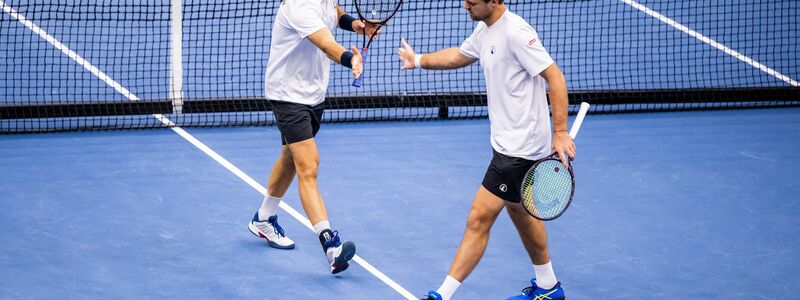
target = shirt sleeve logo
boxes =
[528,38,539,47]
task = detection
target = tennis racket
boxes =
[520,102,590,221]
[351,0,403,87]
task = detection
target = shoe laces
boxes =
[522,285,558,300]
[268,216,286,237]
[521,286,535,296]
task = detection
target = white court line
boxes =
[157,117,417,300]
[1,2,416,299]
[621,0,799,87]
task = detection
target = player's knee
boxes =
[294,158,319,180]
[465,211,492,233]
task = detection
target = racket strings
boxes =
[354,0,401,48]
[356,1,401,22]
[522,160,574,219]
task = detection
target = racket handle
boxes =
[569,102,590,139]
[351,48,368,87]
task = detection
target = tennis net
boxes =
[1,0,798,132]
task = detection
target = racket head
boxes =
[351,0,401,87]
[352,0,403,24]
[520,156,575,221]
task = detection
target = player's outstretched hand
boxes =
[398,38,417,70]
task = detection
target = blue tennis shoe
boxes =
[507,279,565,300]
[323,231,356,274]
[421,290,443,300]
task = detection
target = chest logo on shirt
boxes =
[490,45,496,54]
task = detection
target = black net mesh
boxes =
[1,0,798,132]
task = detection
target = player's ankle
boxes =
[318,229,335,251]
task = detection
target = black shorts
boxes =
[269,100,325,145]
[482,149,537,203]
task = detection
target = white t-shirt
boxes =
[265,0,338,106]
[460,10,555,161]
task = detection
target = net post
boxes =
[438,96,449,119]
[169,0,184,114]
[438,105,449,119]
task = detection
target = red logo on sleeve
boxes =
[528,38,538,47]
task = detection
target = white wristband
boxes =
[414,54,422,69]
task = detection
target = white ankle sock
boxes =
[257,193,282,221]
[436,275,461,300]
[313,220,331,236]
[534,261,558,290]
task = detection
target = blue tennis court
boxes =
[2,108,800,298]
[2,0,799,299]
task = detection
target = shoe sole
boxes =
[248,222,295,250]
[331,240,356,274]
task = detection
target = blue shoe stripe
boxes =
[252,212,260,222]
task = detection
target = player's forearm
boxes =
[543,65,569,132]
[325,44,348,63]
[549,83,569,132]
[336,5,345,19]
[307,28,348,63]
[335,6,360,33]
[420,48,475,70]
[320,43,348,63]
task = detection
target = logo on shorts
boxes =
[499,184,508,192]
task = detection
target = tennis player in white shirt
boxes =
[399,0,573,298]
[248,0,379,275]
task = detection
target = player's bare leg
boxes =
[447,186,506,280]
[249,145,296,249]
[505,202,563,299]
[287,138,356,274]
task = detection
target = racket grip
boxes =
[351,48,368,88]
[569,102,590,139]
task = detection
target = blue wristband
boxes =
[339,14,357,32]
[340,51,354,69]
